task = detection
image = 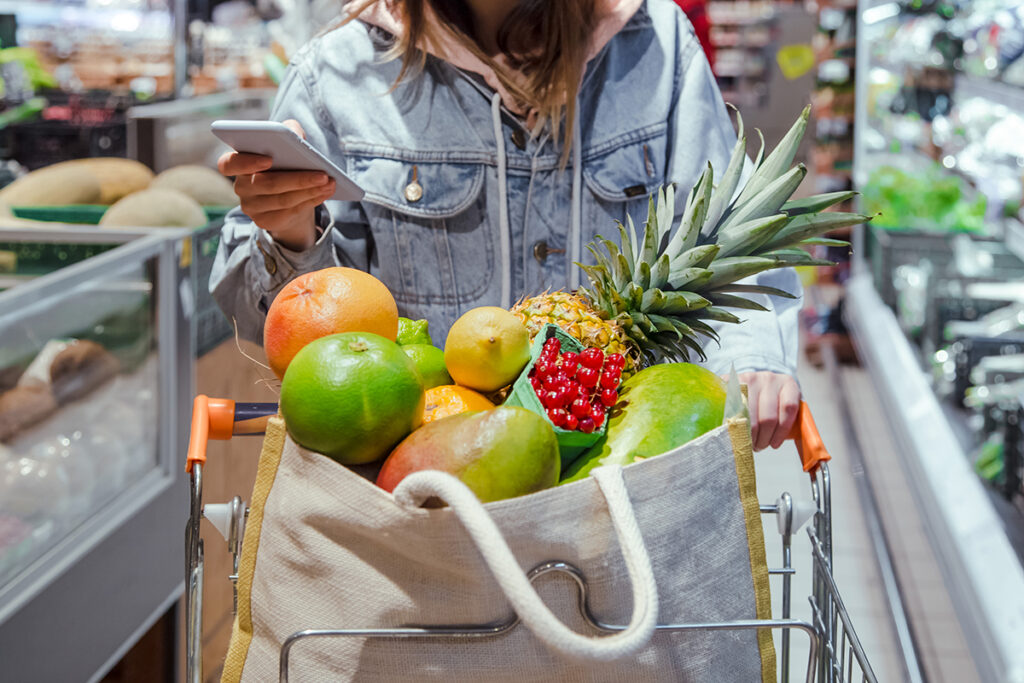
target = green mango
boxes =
[378,407,559,503]
[396,317,433,346]
[561,363,726,483]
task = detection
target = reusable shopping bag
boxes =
[222,415,776,682]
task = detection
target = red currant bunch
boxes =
[527,337,625,433]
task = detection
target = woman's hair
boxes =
[343,0,598,155]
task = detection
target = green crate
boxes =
[504,324,607,471]
[12,205,231,225]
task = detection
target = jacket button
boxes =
[533,240,565,263]
[263,252,277,275]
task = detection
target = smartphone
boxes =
[210,120,364,202]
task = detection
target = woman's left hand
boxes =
[737,372,801,451]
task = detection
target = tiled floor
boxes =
[754,357,906,682]
[751,351,992,682]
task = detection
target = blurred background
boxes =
[0,0,1022,681]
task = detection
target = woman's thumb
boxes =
[282,119,306,139]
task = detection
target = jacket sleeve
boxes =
[665,21,802,378]
[208,46,370,344]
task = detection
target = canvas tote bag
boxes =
[221,415,776,682]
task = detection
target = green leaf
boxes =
[645,314,681,337]
[667,267,713,289]
[685,318,720,343]
[630,312,657,335]
[647,290,711,315]
[715,213,790,258]
[761,249,835,267]
[705,109,747,230]
[711,283,799,299]
[628,282,644,311]
[800,237,851,247]
[718,165,807,232]
[657,184,676,246]
[650,253,671,290]
[707,293,770,311]
[670,244,720,270]
[639,197,660,272]
[665,166,712,259]
[625,214,640,265]
[696,256,781,290]
[696,306,743,324]
[616,221,636,277]
[760,212,869,252]
[634,260,652,289]
[781,191,857,216]
[733,105,809,207]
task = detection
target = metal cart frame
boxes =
[184,396,877,683]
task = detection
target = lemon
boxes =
[444,307,531,392]
[401,344,453,389]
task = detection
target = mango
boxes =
[377,406,558,503]
[561,363,726,483]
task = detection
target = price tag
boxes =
[777,44,815,80]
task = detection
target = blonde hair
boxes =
[343,0,597,160]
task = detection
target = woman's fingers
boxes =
[218,151,272,177]
[754,377,779,451]
[241,171,331,196]
[240,182,335,214]
[250,197,325,236]
[770,378,802,449]
[282,119,306,138]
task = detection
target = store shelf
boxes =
[845,274,1024,683]
[955,74,1024,113]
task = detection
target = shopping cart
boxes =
[184,395,878,683]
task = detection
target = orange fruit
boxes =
[264,267,398,379]
[280,332,424,464]
[422,385,494,424]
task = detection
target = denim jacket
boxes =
[210,0,802,377]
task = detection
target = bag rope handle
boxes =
[393,465,659,662]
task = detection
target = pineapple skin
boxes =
[510,291,640,375]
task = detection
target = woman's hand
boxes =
[217,119,336,252]
[737,371,801,451]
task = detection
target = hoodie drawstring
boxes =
[569,105,583,291]
[490,93,512,309]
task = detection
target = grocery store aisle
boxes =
[754,356,906,682]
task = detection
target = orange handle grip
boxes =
[185,395,237,473]
[788,401,831,473]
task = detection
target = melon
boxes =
[0,164,102,206]
[560,363,727,483]
[99,188,208,229]
[61,158,154,204]
[150,165,236,206]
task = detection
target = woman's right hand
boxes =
[217,119,336,252]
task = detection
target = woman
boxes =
[210,0,802,450]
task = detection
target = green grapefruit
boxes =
[280,332,425,464]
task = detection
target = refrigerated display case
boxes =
[848,1,1024,680]
[0,226,192,682]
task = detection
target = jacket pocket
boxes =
[581,124,669,255]
[345,152,494,308]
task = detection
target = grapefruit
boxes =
[444,307,531,392]
[422,385,494,423]
[279,332,424,464]
[264,267,398,378]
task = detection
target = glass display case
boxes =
[0,226,191,682]
[848,1,1024,680]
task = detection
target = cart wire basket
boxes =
[184,396,878,683]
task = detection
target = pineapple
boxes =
[512,107,868,370]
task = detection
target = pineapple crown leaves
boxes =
[574,105,871,365]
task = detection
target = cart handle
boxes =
[185,395,278,473]
[788,401,831,474]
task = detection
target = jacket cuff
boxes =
[249,208,337,293]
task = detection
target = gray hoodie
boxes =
[209,0,802,376]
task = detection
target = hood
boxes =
[351,0,645,114]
